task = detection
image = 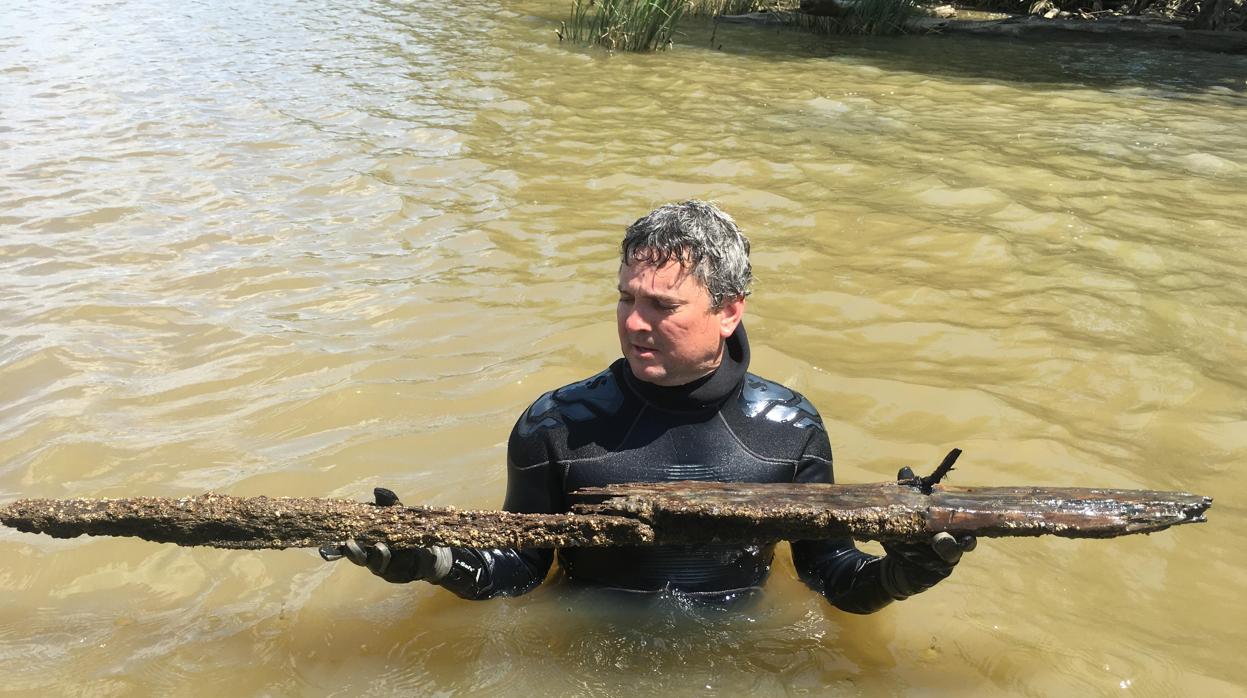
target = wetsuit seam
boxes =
[714,412,800,467]
[615,404,648,449]
[561,453,620,466]
[510,460,552,471]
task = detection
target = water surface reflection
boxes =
[1,0,1244,693]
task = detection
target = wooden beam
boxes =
[573,481,1213,543]
[0,481,1211,551]
[0,494,654,550]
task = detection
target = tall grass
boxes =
[558,0,689,51]
[684,0,776,17]
[787,0,918,34]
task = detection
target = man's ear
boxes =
[717,296,745,338]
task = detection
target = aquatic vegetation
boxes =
[787,0,919,35]
[684,0,787,18]
[845,0,919,34]
[557,0,689,51]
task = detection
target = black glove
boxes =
[318,488,452,584]
[880,467,977,599]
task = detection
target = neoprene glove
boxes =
[878,467,977,599]
[319,487,453,584]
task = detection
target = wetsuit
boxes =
[431,326,941,613]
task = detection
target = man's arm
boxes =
[335,403,559,599]
[420,409,559,600]
[431,449,556,599]
[789,429,965,614]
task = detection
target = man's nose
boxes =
[623,305,651,333]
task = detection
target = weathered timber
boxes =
[0,494,654,550]
[0,482,1210,551]
[574,481,1213,543]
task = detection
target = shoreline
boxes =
[718,11,1247,54]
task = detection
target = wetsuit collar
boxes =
[617,324,751,411]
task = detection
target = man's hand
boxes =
[318,488,452,584]
[880,467,977,599]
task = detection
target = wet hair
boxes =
[621,200,753,309]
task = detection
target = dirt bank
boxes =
[718,10,1247,53]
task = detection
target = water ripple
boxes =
[2,0,1245,693]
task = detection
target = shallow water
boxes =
[2,0,1245,694]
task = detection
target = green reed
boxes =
[684,0,776,17]
[558,0,689,51]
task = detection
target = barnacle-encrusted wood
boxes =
[0,494,654,550]
[0,482,1211,551]
[572,481,1213,543]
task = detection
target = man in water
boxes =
[325,200,972,612]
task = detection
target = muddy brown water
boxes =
[2,0,1246,694]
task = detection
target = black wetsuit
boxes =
[432,326,925,613]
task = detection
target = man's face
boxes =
[617,258,745,387]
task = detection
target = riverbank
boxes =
[719,10,1247,53]
[914,13,1247,52]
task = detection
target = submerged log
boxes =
[0,481,1210,551]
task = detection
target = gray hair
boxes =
[620,200,753,309]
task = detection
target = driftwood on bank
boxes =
[0,481,1211,551]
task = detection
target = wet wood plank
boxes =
[0,494,655,550]
[573,481,1213,543]
[0,482,1211,551]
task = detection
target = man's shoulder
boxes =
[515,366,626,438]
[735,372,825,432]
